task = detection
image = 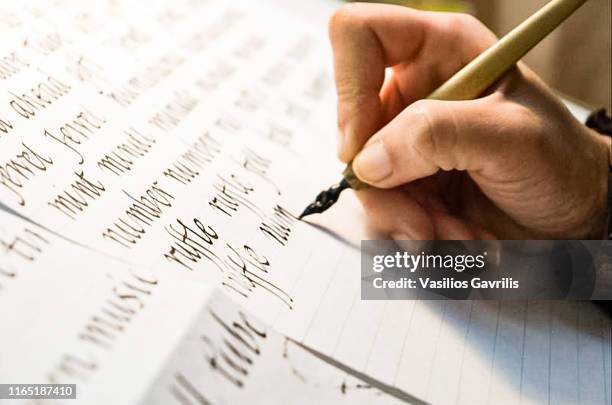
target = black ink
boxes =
[66,55,108,91]
[48,170,106,220]
[0,51,29,80]
[208,174,261,218]
[164,218,221,271]
[196,309,267,388]
[260,205,296,246]
[97,128,156,176]
[102,181,174,248]
[0,225,49,292]
[47,354,97,384]
[9,75,71,119]
[149,91,199,132]
[106,53,185,107]
[298,178,350,219]
[0,142,54,206]
[163,217,293,308]
[223,243,293,308]
[44,107,107,164]
[79,270,158,350]
[163,132,222,185]
[48,269,157,385]
[0,118,12,135]
[171,373,213,405]
[234,147,280,195]
[0,226,49,261]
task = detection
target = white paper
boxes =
[0,208,217,405]
[0,1,609,405]
[140,290,404,405]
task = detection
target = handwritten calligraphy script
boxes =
[0,0,380,402]
[1,1,607,405]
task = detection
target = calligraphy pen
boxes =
[299,0,589,220]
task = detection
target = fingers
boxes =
[356,186,494,240]
[356,187,434,240]
[328,3,496,162]
[352,96,524,188]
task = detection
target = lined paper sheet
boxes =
[0,1,609,405]
[337,299,612,405]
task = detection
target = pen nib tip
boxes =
[298,179,350,220]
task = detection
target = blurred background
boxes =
[355,0,611,110]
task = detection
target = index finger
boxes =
[328,3,496,162]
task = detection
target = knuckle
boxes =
[410,100,458,170]
[505,102,539,130]
[328,3,365,37]
[440,13,494,53]
[411,100,441,149]
[443,13,482,34]
[378,133,400,168]
[502,101,549,153]
[457,13,482,30]
[517,107,548,146]
[461,13,485,32]
[410,99,439,121]
[512,104,535,124]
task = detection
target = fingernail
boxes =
[353,141,392,183]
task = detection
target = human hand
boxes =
[329,3,610,240]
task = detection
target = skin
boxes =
[328,3,611,240]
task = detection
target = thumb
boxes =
[351,96,521,188]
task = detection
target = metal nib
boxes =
[298,178,351,220]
